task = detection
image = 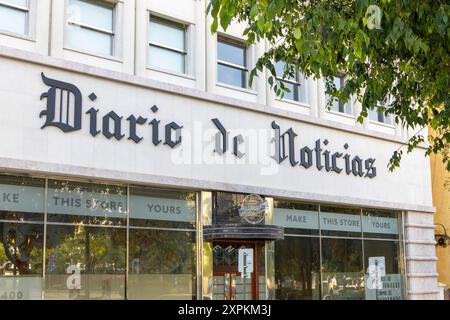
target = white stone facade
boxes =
[0,0,439,299]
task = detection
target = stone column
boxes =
[405,210,440,299]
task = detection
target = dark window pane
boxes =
[217,63,246,88]
[128,229,196,300]
[363,240,404,300]
[44,225,126,300]
[0,222,44,300]
[275,236,320,300]
[218,40,246,66]
[321,238,364,300]
[213,192,266,225]
[47,180,127,226]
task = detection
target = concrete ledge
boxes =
[406,240,437,245]
[408,290,440,295]
[407,256,438,261]
[405,223,436,229]
[0,157,437,213]
[407,273,439,278]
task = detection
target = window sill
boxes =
[0,30,35,42]
[147,66,196,81]
[275,97,310,109]
[325,109,355,119]
[368,120,395,129]
[216,82,258,96]
[63,47,123,63]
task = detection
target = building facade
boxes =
[0,0,439,300]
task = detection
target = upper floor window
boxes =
[369,108,392,124]
[217,36,248,88]
[0,0,29,35]
[148,16,187,74]
[66,0,115,56]
[369,98,393,125]
[326,75,352,115]
[274,61,308,104]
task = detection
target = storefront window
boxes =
[362,210,400,240]
[47,180,127,226]
[44,225,126,300]
[128,187,196,300]
[275,236,320,300]
[321,238,364,300]
[364,240,404,300]
[273,201,319,236]
[0,175,45,300]
[320,206,362,237]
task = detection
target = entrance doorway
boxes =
[212,241,264,300]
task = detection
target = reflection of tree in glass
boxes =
[46,226,126,274]
[129,230,194,274]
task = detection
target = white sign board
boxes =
[238,248,254,278]
[367,256,386,290]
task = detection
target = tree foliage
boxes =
[208,0,450,171]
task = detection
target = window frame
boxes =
[217,35,249,89]
[274,60,308,104]
[148,14,188,75]
[65,0,116,57]
[0,0,30,36]
[326,75,353,116]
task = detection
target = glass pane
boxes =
[3,0,27,7]
[218,39,246,67]
[320,206,362,237]
[217,63,246,88]
[273,200,319,236]
[128,229,196,300]
[47,180,127,226]
[66,24,113,55]
[364,240,404,300]
[148,45,185,74]
[362,210,400,240]
[149,17,185,51]
[44,225,126,300]
[368,109,379,122]
[275,236,320,300]
[0,221,44,300]
[279,81,299,102]
[0,5,26,34]
[129,187,195,229]
[327,76,351,114]
[321,238,364,300]
[0,175,45,222]
[68,0,113,31]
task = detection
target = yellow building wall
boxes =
[430,147,450,291]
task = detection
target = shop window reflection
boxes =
[321,238,364,300]
[363,240,404,300]
[128,229,196,300]
[275,237,320,300]
[0,222,44,300]
[44,225,126,300]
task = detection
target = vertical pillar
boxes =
[404,210,440,299]
[197,191,213,300]
[265,197,276,300]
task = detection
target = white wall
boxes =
[0,0,410,137]
[0,56,433,211]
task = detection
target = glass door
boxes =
[212,241,260,300]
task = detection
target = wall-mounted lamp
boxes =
[435,223,450,248]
